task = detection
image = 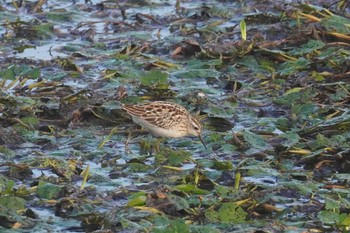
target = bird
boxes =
[122,101,206,148]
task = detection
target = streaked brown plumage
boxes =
[122,101,206,148]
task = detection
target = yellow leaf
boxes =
[285,87,304,95]
[240,19,246,41]
[162,165,183,171]
[287,149,311,155]
[134,206,163,214]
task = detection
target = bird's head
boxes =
[188,116,207,149]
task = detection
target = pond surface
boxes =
[0,0,350,232]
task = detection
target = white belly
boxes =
[132,116,187,138]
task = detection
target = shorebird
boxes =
[122,101,206,148]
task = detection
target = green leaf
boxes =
[127,163,153,173]
[339,214,350,227]
[205,202,247,223]
[325,197,341,211]
[292,103,318,119]
[174,184,210,195]
[0,65,15,80]
[0,146,15,156]
[168,194,190,211]
[289,40,325,55]
[20,116,40,128]
[281,180,319,195]
[280,131,300,147]
[19,130,55,143]
[187,59,222,69]
[242,130,269,150]
[127,192,147,207]
[0,65,40,80]
[274,88,317,106]
[205,105,235,118]
[237,56,268,74]
[172,69,220,79]
[36,181,63,199]
[0,196,26,211]
[153,216,190,233]
[0,175,13,194]
[166,149,192,166]
[321,15,350,33]
[140,70,168,87]
[211,160,233,170]
[285,87,304,95]
[120,218,145,231]
[318,210,340,225]
[277,58,310,76]
[45,12,73,22]
[33,23,54,39]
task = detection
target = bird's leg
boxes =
[124,124,139,154]
[138,136,163,156]
[150,138,162,155]
[139,137,151,155]
[124,128,132,154]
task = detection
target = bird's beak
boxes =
[198,134,207,149]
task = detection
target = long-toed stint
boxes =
[122,101,206,148]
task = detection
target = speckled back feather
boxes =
[122,101,206,147]
[122,101,189,129]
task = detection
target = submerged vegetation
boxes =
[0,0,350,232]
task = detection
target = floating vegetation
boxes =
[0,0,350,232]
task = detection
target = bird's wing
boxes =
[122,102,186,129]
[122,103,163,127]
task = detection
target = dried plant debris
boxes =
[0,0,350,232]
